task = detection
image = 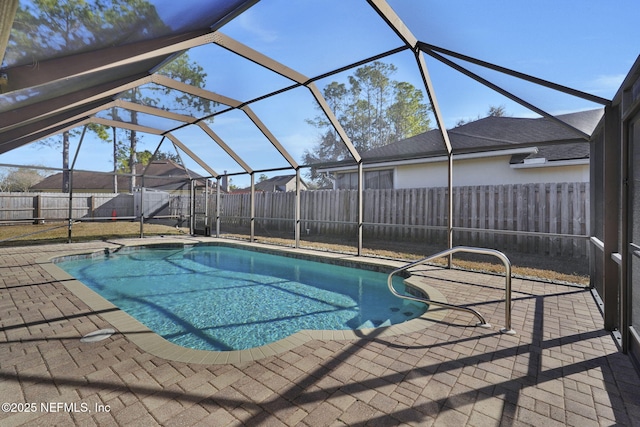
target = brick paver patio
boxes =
[1,237,639,426]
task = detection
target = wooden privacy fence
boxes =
[0,192,134,221]
[0,191,189,222]
[450,183,589,257]
[1,183,589,256]
[215,182,589,257]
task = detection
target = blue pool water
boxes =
[56,245,427,351]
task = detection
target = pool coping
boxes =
[36,237,451,365]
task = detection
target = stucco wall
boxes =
[394,155,589,188]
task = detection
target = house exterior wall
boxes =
[282,180,307,191]
[29,188,121,194]
[30,188,192,196]
[394,155,589,189]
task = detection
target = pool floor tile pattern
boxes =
[1,237,639,426]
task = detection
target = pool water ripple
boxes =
[57,245,427,351]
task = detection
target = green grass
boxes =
[225,234,590,286]
[0,221,589,285]
[0,221,187,245]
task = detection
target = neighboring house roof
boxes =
[235,175,306,192]
[30,160,213,192]
[132,160,213,190]
[509,142,590,165]
[360,109,603,164]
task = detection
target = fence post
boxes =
[216,177,221,237]
[139,185,144,239]
[295,171,301,247]
[193,182,587,260]
[549,183,558,256]
[447,153,453,267]
[356,163,362,254]
[34,194,42,224]
[67,174,73,243]
[250,173,255,241]
[561,182,570,256]
[190,180,195,235]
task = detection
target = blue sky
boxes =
[2,0,638,187]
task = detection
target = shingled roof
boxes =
[361,109,603,163]
[235,174,307,193]
[31,160,212,192]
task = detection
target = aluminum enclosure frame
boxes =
[2,1,637,367]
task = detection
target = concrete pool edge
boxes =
[37,237,451,365]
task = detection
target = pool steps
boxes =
[37,237,456,364]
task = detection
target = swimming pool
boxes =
[56,244,428,351]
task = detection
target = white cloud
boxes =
[236,10,278,44]
[588,74,626,95]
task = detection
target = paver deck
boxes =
[1,237,639,426]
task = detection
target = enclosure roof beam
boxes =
[241,106,299,169]
[197,122,253,173]
[307,83,362,162]
[367,0,453,154]
[424,48,592,140]
[5,30,222,92]
[152,74,243,108]
[0,116,95,155]
[0,73,153,156]
[0,96,113,152]
[365,0,417,48]
[38,118,94,140]
[415,51,453,155]
[140,136,170,178]
[31,117,94,145]
[152,74,299,168]
[114,99,198,124]
[0,1,18,70]
[5,101,117,145]
[210,32,362,163]
[0,70,222,151]
[0,74,152,133]
[211,32,308,85]
[91,117,164,135]
[199,46,408,119]
[165,133,218,178]
[418,42,612,107]
[3,97,203,151]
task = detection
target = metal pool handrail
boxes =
[387,246,515,335]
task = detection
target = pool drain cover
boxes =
[81,328,116,343]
